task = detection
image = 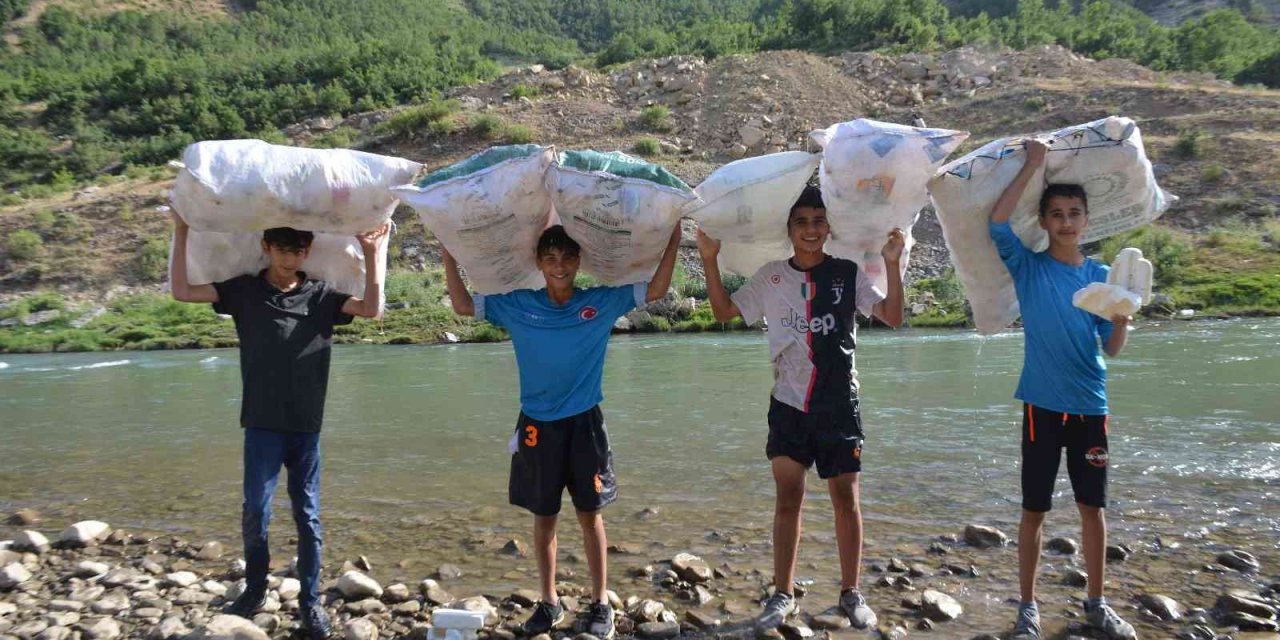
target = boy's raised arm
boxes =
[991,138,1047,224]
[442,248,475,316]
[872,228,905,328]
[645,225,683,303]
[341,223,390,318]
[696,229,741,323]
[168,211,219,304]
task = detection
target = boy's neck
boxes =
[546,282,575,306]
[266,268,302,291]
[791,249,826,270]
[1046,241,1085,266]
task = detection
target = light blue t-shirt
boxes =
[476,283,647,421]
[990,222,1114,415]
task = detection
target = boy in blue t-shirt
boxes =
[443,224,681,640]
[990,139,1134,640]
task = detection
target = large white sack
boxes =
[392,145,554,295]
[177,228,390,303]
[810,119,969,293]
[929,116,1174,334]
[546,150,695,285]
[685,151,820,277]
[172,139,420,234]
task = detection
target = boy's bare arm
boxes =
[341,223,391,318]
[168,211,219,304]
[646,225,683,303]
[1104,315,1130,357]
[872,228,905,328]
[991,139,1047,224]
[696,229,741,322]
[442,249,475,316]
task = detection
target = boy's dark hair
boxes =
[788,184,826,224]
[1039,184,1089,216]
[536,225,581,259]
[262,227,314,251]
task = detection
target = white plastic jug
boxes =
[428,609,486,640]
[1107,247,1154,304]
[1072,246,1155,319]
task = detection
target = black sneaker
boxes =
[223,587,266,618]
[300,603,333,640]
[524,600,565,636]
[585,601,616,640]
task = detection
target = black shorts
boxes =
[509,406,617,516]
[1021,403,1109,512]
[766,397,864,479]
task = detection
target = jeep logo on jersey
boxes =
[579,306,598,321]
[781,310,836,335]
[1085,446,1109,468]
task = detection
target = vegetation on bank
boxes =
[1,0,1278,195]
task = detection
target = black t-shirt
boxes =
[213,271,353,433]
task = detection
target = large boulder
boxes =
[185,614,271,640]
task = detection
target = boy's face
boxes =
[537,248,580,287]
[788,206,830,254]
[1038,196,1089,246]
[261,241,310,274]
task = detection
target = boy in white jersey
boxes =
[698,185,904,631]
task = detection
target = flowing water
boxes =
[2,319,1278,635]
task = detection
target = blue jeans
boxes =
[242,428,323,608]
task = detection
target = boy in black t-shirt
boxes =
[169,212,386,640]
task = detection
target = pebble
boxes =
[0,562,32,589]
[58,522,112,548]
[383,582,410,603]
[671,553,713,583]
[194,542,225,561]
[1216,549,1261,572]
[963,525,1008,548]
[1138,593,1182,621]
[1062,568,1089,587]
[6,510,41,526]
[920,589,963,621]
[345,616,379,640]
[77,617,122,640]
[420,579,453,605]
[684,610,721,629]
[437,563,463,580]
[1046,537,1079,554]
[149,616,189,640]
[165,571,199,587]
[36,625,73,640]
[13,531,51,554]
[337,571,383,599]
[636,620,680,639]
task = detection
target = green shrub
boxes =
[632,137,662,157]
[722,273,748,294]
[573,272,601,289]
[1174,128,1204,159]
[384,271,442,308]
[504,123,537,144]
[50,212,92,242]
[639,105,671,131]
[138,236,169,281]
[310,127,356,149]
[1024,95,1047,111]
[7,229,43,260]
[0,194,21,206]
[32,209,56,230]
[429,118,458,136]
[510,84,539,100]
[470,114,505,140]
[377,101,459,139]
[467,324,508,342]
[1201,163,1226,183]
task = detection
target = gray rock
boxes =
[510,589,540,607]
[1138,594,1182,621]
[101,568,144,588]
[1062,568,1089,587]
[90,590,131,615]
[35,626,72,640]
[456,596,498,625]
[172,588,215,606]
[1046,537,1079,555]
[628,599,665,623]
[1221,611,1279,632]
[920,589,963,622]
[636,621,680,639]
[0,563,32,590]
[684,611,720,629]
[73,561,110,579]
[195,542,225,561]
[337,571,382,600]
[43,613,78,628]
[436,564,463,580]
[22,310,60,326]
[670,553,712,583]
[165,571,199,588]
[963,525,1008,548]
[58,521,112,548]
[11,620,49,638]
[185,614,270,640]
[500,539,528,558]
[419,579,452,605]
[275,578,300,602]
[6,510,40,526]
[343,598,386,615]
[345,617,379,640]
[47,601,83,613]
[250,614,277,633]
[201,580,226,597]
[1216,592,1277,618]
[778,621,813,640]
[76,617,121,640]
[392,600,422,616]
[382,582,410,603]
[12,531,50,554]
[133,608,165,620]
[1216,550,1261,573]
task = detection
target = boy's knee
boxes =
[1021,509,1047,526]
[1075,502,1104,519]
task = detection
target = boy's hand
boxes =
[1023,138,1049,169]
[1110,314,1131,327]
[696,229,721,259]
[881,228,906,263]
[357,222,391,251]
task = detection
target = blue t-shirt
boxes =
[476,283,647,421]
[990,222,1114,415]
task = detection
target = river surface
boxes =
[2,319,1278,636]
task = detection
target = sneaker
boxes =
[755,591,798,631]
[838,588,878,629]
[223,587,266,618]
[1086,602,1137,640]
[1010,602,1041,640]
[585,601,616,640]
[524,600,566,636]
[300,604,333,640]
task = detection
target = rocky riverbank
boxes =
[2,512,1276,640]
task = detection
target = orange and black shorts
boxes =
[509,405,616,516]
[1021,403,1109,512]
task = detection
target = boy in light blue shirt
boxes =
[990,139,1133,640]
[443,224,681,640]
